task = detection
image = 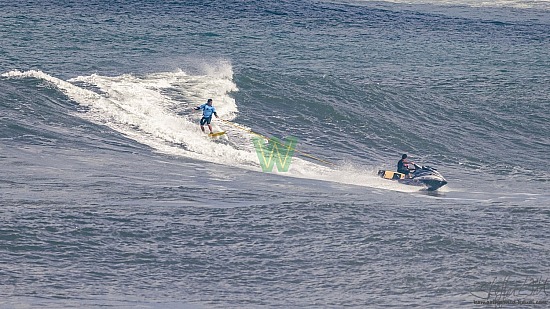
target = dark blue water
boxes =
[1,0,549,308]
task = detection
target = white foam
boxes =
[354,0,550,10]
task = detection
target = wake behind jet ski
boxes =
[378,157,448,191]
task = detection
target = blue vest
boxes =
[199,103,216,118]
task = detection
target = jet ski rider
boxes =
[397,154,415,178]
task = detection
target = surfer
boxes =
[194,98,219,134]
[397,154,415,177]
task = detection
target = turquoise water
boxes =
[1,0,549,308]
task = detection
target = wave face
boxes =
[1,0,549,308]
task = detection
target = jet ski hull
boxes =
[378,166,447,191]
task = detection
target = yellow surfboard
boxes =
[208,131,226,137]
[380,170,405,180]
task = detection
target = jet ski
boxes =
[378,164,448,191]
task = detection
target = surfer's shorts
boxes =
[200,116,212,125]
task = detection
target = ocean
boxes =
[1,0,549,308]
